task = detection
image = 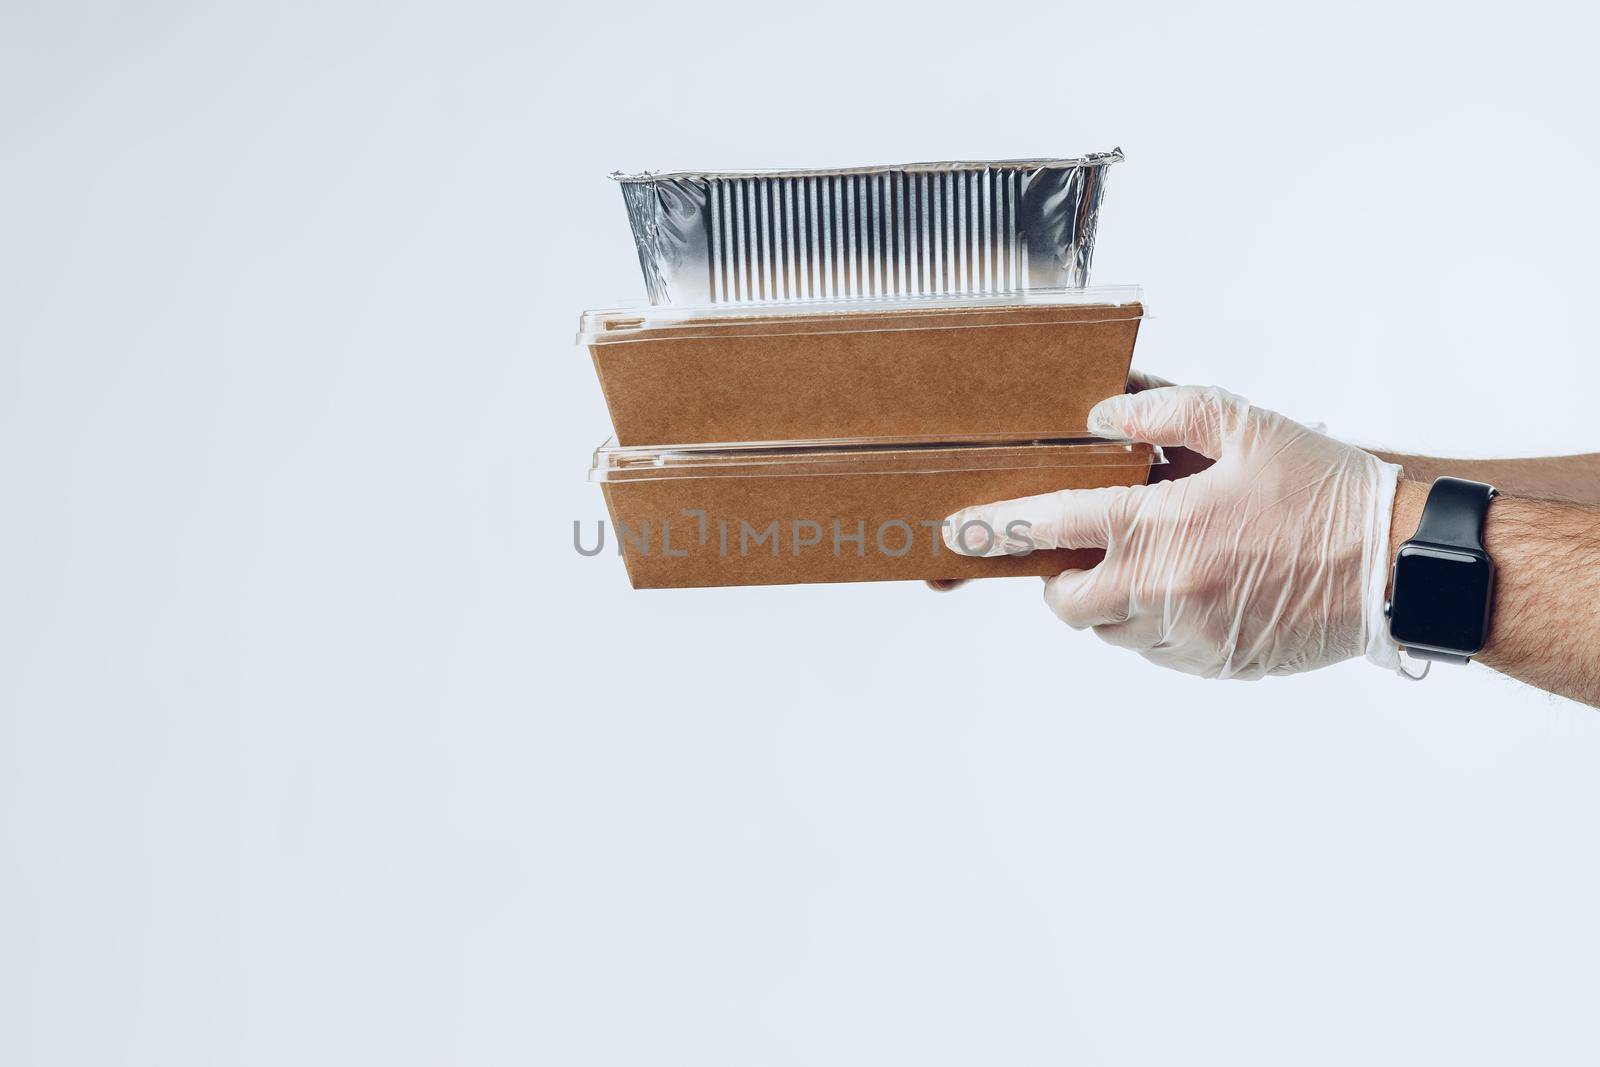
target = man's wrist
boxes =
[1376,471,1600,704]
[1364,477,1426,671]
[1387,479,1428,571]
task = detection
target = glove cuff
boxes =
[1363,459,1404,671]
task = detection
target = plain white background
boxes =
[4,1,1600,1064]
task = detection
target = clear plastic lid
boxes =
[577,285,1145,346]
[589,436,1162,483]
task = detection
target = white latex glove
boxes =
[945,386,1402,678]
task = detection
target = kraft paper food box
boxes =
[588,437,1159,588]
[581,288,1144,447]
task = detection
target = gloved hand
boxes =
[924,371,1211,593]
[944,385,1402,678]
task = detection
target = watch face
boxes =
[1389,544,1494,655]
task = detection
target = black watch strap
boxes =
[1412,477,1498,550]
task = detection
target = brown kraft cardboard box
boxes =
[583,298,1144,447]
[590,439,1157,588]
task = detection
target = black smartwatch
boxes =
[1384,477,1499,664]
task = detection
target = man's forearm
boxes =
[1373,452,1600,504]
[1389,481,1600,706]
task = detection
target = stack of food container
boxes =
[582,151,1160,588]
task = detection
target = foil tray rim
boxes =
[609,148,1124,184]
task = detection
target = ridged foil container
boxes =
[613,150,1123,306]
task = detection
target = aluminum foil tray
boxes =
[613,150,1123,306]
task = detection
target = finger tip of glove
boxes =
[941,508,987,556]
[939,511,964,553]
[1085,397,1125,438]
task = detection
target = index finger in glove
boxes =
[943,484,1142,557]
